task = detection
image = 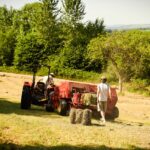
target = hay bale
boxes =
[82,109,92,125]
[69,108,76,124]
[90,94,97,105]
[75,109,83,124]
[81,93,97,106]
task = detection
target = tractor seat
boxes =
[36,82,45,94]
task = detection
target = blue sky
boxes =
[0,0,150,26]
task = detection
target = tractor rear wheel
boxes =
[21,86,31,109]
[57,100,67,116]
[111,106,119,119]
[113,107,119,118]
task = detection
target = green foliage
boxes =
[61,0,85,25]
[0,1,106,73]
[59,1,105,72]
[38,66,100,83]
[14,31,45,72]
[85,18,105,39]
[36,0,60,54]
[0,6,16,66]
[88,30,150,92]
[128,79,150,96]
[0,28,16,66]
[0,66,31,74]
[88,30,150,81]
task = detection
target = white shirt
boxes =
[39,75,54,85]
[97,83,109,101]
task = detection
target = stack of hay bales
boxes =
[69,108,92,125]
[81,93,97,106]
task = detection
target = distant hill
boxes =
[106,24,150,31]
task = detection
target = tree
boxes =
[56,0,85,69]
[13,1,61,72]
[58,1,106,71]
[14,30,45,73]
[36,0,60,54]
[12,2,42,34]
[0,6,16,66]
[85,18,105,40]
[84,18,106,72]
[61,0,85,26]
[88,30,150,93]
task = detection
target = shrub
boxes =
[128,79,150,96]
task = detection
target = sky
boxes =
[0,0,150,26]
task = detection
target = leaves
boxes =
[88,30,150,81]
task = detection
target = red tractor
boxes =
[20,67,119,118]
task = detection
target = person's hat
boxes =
[101,76,107,80]
[50,73,55,77]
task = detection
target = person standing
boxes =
[97,76,111,124]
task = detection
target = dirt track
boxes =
[0,72,150,148]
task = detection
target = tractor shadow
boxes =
[0,98,60,118]
[0,142,148,150]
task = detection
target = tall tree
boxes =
[13,2,42,34]
[0,6,16,66]
[57,0,86,69]
[36,0,60,55]
[85,18,105,40]
[88,30,150,93]
[61,0,85,26]
[14,30,45,72]
[14,1,60,72]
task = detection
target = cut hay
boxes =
[81,93,97,106]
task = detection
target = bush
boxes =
[37,66,101,83]
[128,79,150,96]
[0,66,31,75]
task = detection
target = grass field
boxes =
[0,72,150,150]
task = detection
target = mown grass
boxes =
[0,97,149,150]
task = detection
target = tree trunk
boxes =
[118,75,123,93]
[109,58,123,93]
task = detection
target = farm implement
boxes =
[20,67,119,119]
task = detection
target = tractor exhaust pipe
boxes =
[32,71,36,90]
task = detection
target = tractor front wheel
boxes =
[57,100,67,116]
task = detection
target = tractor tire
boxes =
[113,106,119,118]
[45,95,54,112]
[21,86,31,109]
[111,107,119,119]
[57,100,67,116]
[45,104,54,112]
[69,108,76,124]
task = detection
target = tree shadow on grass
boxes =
[0,142,148,150]
[0,98,60,118]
